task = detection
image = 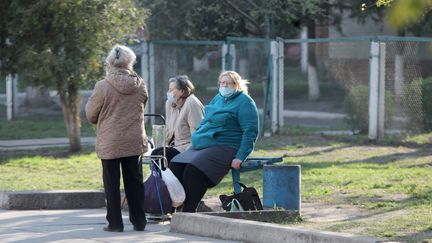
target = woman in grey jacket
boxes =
[86,45,148,232]
[151,75,204,164]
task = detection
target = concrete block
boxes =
[0,190,105,210]
[202,210,300,224]
[263,165,301,211]
[171,213,380,243]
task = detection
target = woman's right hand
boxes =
[231,158,242,169]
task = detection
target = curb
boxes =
[0,190,105,210]
[170,213,380,243]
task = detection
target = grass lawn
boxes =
[0,114,96,140]
[0,118,432,241]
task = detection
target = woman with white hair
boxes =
[170,71,259,212]
[151,75,204,165]
[86,44,148,232]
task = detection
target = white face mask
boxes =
[219,86,235,97]
[167,92,176,103]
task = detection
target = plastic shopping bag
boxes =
[160,167,186,208]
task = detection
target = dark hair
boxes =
[168,75,195,98]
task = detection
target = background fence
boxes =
[2,36,432,139]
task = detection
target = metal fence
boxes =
[137,36,432,138]
[3,36,432,139]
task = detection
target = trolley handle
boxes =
[144,113,166,125]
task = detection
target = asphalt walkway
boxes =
[0,138,383,243]
[0,138,238,242]
[0,208,237,243]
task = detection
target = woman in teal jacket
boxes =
[170,71,259,212]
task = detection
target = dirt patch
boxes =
[202,196,370,223]
[300,202,370,222]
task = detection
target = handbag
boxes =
[144,164,172,215]
[219,182,263,211]
[160,167,186,207]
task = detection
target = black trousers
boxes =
[151,147,180,169]
[169,162,216,212]
[102,155,146,229]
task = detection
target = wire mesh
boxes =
[283,40,371,131]
[3,37,432,137]
[383,40,432,133]
[226,39,271,128]
[150,41,224,115]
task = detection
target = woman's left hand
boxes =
[231,158,242,169]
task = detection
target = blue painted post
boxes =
[231,169,241,193]
[263,165,301,211]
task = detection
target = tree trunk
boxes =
[307,19,320,101]
[58,85,82,152]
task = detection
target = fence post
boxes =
[300,26,308,73]
[141,42,150,114]
[378,43,386,139]
[222,43,236,71]
[277,39,284,129]
[6,74,13,120]
[12,75,18,116]
[368,41,386,140]
[148,42,155,115]
[270,41,278,133]
[222,43,227,72]
[5,74,17,120]
[270,40,284,134]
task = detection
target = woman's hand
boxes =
[231,158,242,169]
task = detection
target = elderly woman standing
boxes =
[170,71,259,212]
[86,45,148,232]
[151,75,204,164]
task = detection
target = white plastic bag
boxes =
[160,168,186,207]
[227,198,244,212]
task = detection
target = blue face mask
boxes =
[219,87,235,97]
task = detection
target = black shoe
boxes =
[103,226,124,232]
[133,225,145,231]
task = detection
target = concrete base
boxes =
[202,210,300,224]
[0,190,105,210]
[171,213,380,243]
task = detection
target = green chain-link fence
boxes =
[3,36,432,139]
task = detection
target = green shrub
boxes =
[402,79,423,131]
[402,77,432,132]
[344,85,394,134]
[421,77,432,131]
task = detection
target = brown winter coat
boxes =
[85,68,148,159]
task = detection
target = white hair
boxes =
[106,44,136,70]
[218,71,249,94]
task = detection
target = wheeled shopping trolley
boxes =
[121,114,171,220]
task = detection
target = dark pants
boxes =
[102,155,146,229]
[151,147,180,213]
[151,147,180,168]
[169,162,215,212]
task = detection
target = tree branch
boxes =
[222,0,261,31]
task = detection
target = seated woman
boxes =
[170,71,259,212]
[151,75,204,164]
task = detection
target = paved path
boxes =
[0,208,237,243]
[0,137,96,151]
[0,138,237,242]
